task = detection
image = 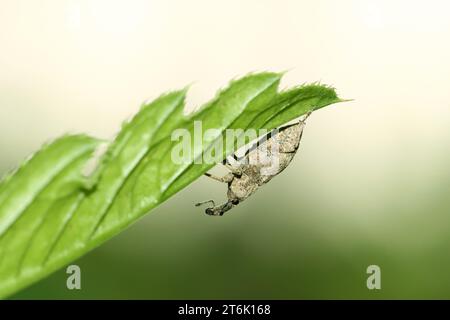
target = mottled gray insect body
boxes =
[196,113,310,216]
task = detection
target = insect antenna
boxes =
[195,200,215,208]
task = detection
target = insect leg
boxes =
[223,154,243,167]
[214,201,237,216]
[224,164,243,177]
[302,110,312,122]
[204,200,238,216]
[204,172,234,183]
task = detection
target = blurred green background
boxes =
[1,0,450,299]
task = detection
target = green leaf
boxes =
[0,72,345,298]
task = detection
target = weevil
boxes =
[195,112,311,216]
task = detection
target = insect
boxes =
[195,112,312,216]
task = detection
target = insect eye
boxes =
[231,199,239,205]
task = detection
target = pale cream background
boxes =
[1,0,450,242]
